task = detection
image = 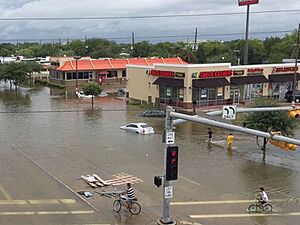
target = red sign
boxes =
[238,0,259,6]
[272,67,297,73]
[200,70,233,78]
[248,68,263,73]
[150,70,175,77]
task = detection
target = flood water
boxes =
[1,85,300,220]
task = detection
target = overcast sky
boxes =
[0,0,299,43]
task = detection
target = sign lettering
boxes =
[200,70,233,78]
[175,72,185,78]
[233,70,244,76]
[150,70,175,77]
[272,67,297,73]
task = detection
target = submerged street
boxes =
[1,86,300,225]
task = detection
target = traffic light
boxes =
[154,176,162,188]
[288,109,300,118]
[166,146,178,181]
[269,139,297,151]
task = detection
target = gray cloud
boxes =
[0,0,298,43]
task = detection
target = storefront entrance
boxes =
[230,89,240,104]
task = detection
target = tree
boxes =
[82,82,102,109]
[243,97,297,159]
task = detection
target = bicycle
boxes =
[112,192,141,215]
[247,199,273,213]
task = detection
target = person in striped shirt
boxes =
[124,183,135,205]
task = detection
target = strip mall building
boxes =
[127,63,300,108]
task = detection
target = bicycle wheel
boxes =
[113,200,121,212]
[263,204,273,212]
[129,202,141,215]
[248,204,258,212]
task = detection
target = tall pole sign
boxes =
[238,0,259,65]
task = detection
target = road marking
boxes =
[179,176,202,187]
[0,199,76,205]
[0,200,27,205]
[171,199,287,206]
[0,210,94,216]
[190,212,300,219]
[0,185,12,200]
[29,199,60,204]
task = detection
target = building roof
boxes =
[57,57,187,71]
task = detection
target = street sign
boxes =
[222,105,237,120]
[164,186,173,199]
[238,0,259,6]
[166,132,175,145]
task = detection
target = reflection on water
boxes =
[0,86,300,207]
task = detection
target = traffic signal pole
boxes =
[158,106,176,225]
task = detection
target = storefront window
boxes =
[159,86,184,105]
[192,87,223,106]
[107,71,117,78]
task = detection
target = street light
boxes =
[74,56,81,89]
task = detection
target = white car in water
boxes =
[120,123,155,134]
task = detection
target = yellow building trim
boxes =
[70,60,75,70]
[90,59,96,69]
[108,59,114,69]
[144,58,150,66]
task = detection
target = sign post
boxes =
[238,0,259,65]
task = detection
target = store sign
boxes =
[272,67,297,73]
[238,0,259,6]
[150,70,175,77]
[199,70,233,78]
[247,68,264,75]
[175,72,185,78]
[233,70,244,76]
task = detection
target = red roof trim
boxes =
[56,57,187,71]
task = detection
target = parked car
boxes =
[120,123,155,134]
[117,88,127,97]
[284,90,300,102]
[76,90,93,98]
[141,110,166,117]
[98,90,108,97]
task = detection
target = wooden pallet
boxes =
[80,172,143,188]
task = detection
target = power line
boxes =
[0,9,299,21]
[0,30,293,42]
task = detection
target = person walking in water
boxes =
[208,128,213,142]
[227,133,234,149]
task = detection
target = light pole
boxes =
[293,24,300,102]
[74,56,81,90]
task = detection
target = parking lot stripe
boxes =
[0,200,27,205]
[190,212,300,219]
[171,199,287,206]
[0,185,12,200]
[29,199,60,204]
[0,210,94,216]
[0,199,76,205]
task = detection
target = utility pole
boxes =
[244,4,250,65]
[194,28,198,51]
[158,106,176,225]
[293,23,300,102]
[131,32,135,57]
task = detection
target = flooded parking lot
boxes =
[1,86,300,225]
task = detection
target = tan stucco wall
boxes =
[127,67,159,102]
